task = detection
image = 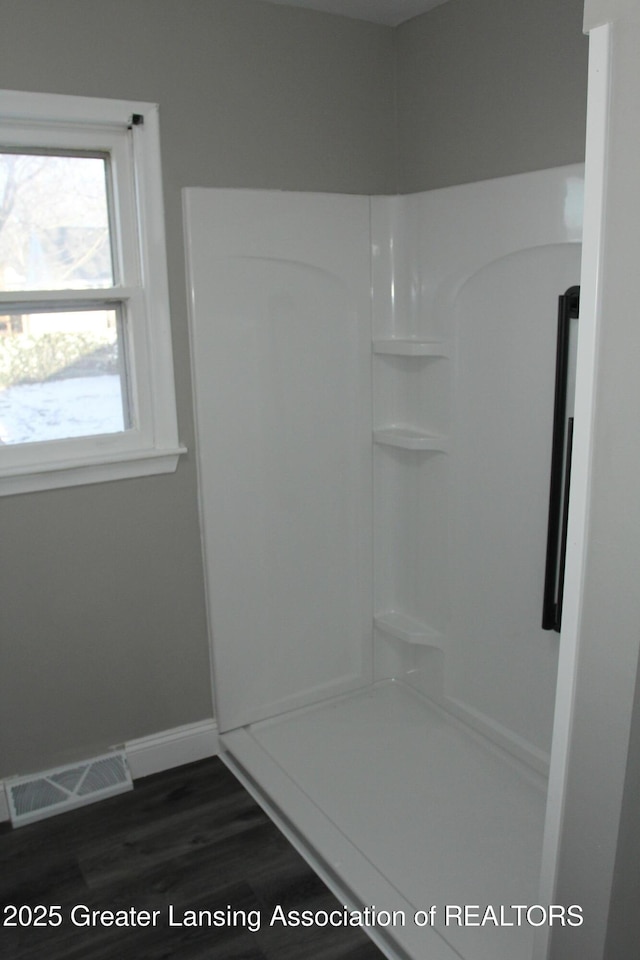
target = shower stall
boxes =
[184,163,583,960]
[183,7,640,957]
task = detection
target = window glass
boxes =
[0,151,114,292]
[0,307,129,444]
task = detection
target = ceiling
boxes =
[254,0,450,27]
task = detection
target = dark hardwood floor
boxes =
[0,757,386,960]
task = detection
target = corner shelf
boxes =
[374,611,443,648]
[373,339,448,357]
[373,427,448,452]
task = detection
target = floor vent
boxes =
[5,751,133,828]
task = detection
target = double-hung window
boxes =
[0,90,184,495]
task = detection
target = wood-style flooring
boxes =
[0,757,386,960]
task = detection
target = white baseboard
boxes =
[0,718,219,824]
[124,718,219,779]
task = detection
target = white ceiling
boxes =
[255,0,450,27]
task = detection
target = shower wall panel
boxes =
[184,190,373,732]
[371,166,584,757]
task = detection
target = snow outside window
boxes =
[0,90,185,496]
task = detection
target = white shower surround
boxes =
[184,163,583,960]
[370,170,583,759]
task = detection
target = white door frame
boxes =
[536,4,640,958]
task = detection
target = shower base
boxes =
[221,679,547,960]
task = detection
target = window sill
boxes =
[0,445,187,496]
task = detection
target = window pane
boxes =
[0,152,114,291]
[0,308,129,444]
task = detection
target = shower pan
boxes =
[184,164,583,960]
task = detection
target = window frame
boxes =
[0,89,185,495]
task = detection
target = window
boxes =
[0,90,185,495]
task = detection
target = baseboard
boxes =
[123,718,219,779]
[0,718,219,824]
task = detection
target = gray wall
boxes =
[0,0,588,780]
[0,0,395,778]
[396,0,588,192]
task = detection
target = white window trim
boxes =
[0,89,186,496]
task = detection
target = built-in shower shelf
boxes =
[374,611,443,647]
[373,427,448,452]
[373,338,448,357]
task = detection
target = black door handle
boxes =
[542,286,580,632]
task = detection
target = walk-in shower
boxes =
[184,164,583,960]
